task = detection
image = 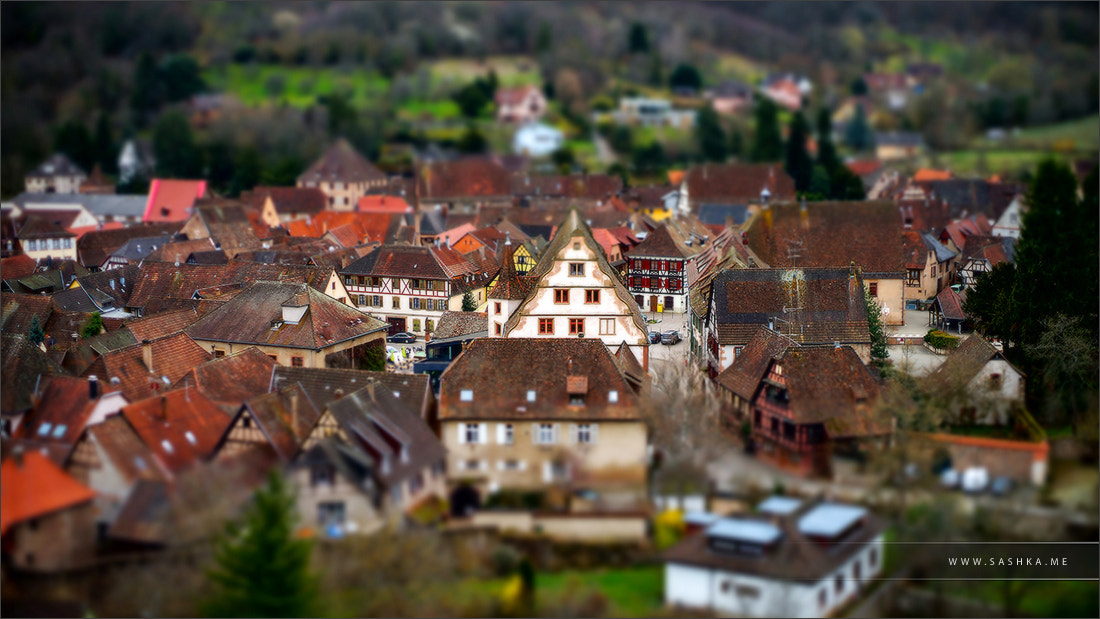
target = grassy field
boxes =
[427,55,542,90]
[944,579,1099,617]
[460,566,665,617]
[974,115,1100,152]
[203,64,390,108]
[933,150,1069,179]
[395,99,461,122]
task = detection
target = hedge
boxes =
[923,329,960,350]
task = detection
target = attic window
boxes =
[573,242,580,250]
[609,390,619,403]
[37,423,53,436]
[52,425,67,438]
[527,390,537,402]
[185,431,197,445]
[460,389,474,402]
[161,440,174,454]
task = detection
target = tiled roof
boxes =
[845,159,882,177]
[120,388,231,473]
[14,376,97,455]
[223,259,338,293]
[933,335,1022,384]
[495,85,539,106]
[173,347,278,411]
[106,478,170,545]
[357,195,412,213]
[298,139,385,185]
[684,163,796,204]
[1,292,54,335]
[933,286,968,322]
[927,180,1021,222]
[715,327,799,401]
[913,168,952,182]
[97,332,213,402]
[124,308,199,342]
[86,414,171,485]
[26,153,86,179]
[745,201,905,275]
[488,243,532,300]
[126,263,227,314]
[243,186,326,215]
[1,334,66,415]
[765,346,886,432]
[340,244,476,281]
[1,255,38,280]
[191,201,263,252]
[76,223,182,268]
[74,264,141,309]
[711,268,871,347]
[417,157,513,199]
[272,366,432,415]
[942,215,993,252]
[432,311,488,340]
[439,338,639,421]
[105,235,174,263]
[285,212,404,244]
[626,219,709,259]
[232,384,320,462]
[1,450,95,535]
[186,281,387,350]
[510,173,623,200]
[16,215,76,239]
[143,179,207,223]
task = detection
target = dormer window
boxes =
[569,394,585,407]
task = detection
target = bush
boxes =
[924,330,961,350]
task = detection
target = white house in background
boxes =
[502,208,650,370]
[495,86,548,124]
[663,497,885,618]
[512,123,565,158]
[25,153,87,194]
[991,194,1024,239]
[118,139,156,186]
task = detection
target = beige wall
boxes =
[21,238,77,262]
[292,468,387,535]
[26,175,86,194]
[470,511,647,541]
[865,277,904,325]
[193,331,385,369]
[442,419,648,492]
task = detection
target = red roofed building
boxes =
[143,179,208,223]
[495,85,547,124]
[357,194,412,214]
[120,388,232,473]
[2,448,97,571]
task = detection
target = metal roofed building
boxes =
[756,495,803,515]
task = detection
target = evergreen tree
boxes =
[750,98,783,162]
[669,64,702,92]
[159,54,205,103]
[54,120,95,172]
[963,261,1018,346]
[202,472,318,618]
[865,286,889,365]
[130,52,162,122]
[808,165,830,200]
[230,145,262,197]
[729,129,744,159]
[152,111,200,178]
[205,138,236,193]
[462,290,477,312]
[784,112,813,192]
[535,22,552,55]
[815,107,841,174]
[694,106,727,163]
[647,51,663,88]
[81,312,104,339]
[456,125,488,154]
[28,315,45,346]
[844,103,873,151]
[453,82,490,118]
[92,112,118,174]
[628,22,650,54]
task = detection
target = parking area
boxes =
[643,313,691,364]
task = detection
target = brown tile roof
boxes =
[932,335,1022,384]
[76,223,182,268]
[763,346,887,435]
[1,334,66,414]
[614,341,647,391]
[1,450,96,536]
[73,264,141,309]
[120,388,232,473]
[105,478,170,545]
[1,255,38,280]
[418,157,513,199]
[190,201,263,253]
[96,333,213,402]
[243,186,326,215]
[684,163,796,204]
[439,338,640,421]
[230,384,320,462]
[511,173,623,200]
[185,281,388,350]
[26,153,85,179]
[324,222,367,248]
[124,308,200,342]
[173,347,278,411]
[941,215,993,252]
[222,259,339,293]
[711,268,871,347]
[488,243,532,300]
[16,214,78,239]
[432,311,488,340]
[933,286,967,322]
[715,327,799,401]
[340,244,475,280]
[271,367,433,416]
[298,139,385,185]
[746,201,905,275]
[126,262,228,315]
[1,292,54,335]
[627,218,713,259]
[86,414,171,485]
[13,376,96,461]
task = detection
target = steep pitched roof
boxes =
[143,179,207,223]
[933,286,968,322]
[222,259,338,293]
[1,254,38,280]
[173,347,278,410]
[488,242,532,300]
[16,215,76,239]
[229,384,320,462]
[97,332,213,402]
[684,163,796,204]
[185,281,388,350]
[626,220,708,259]
[417,157,513,199]
[439,338,639,421]
[244,186,326,215]
[14,376,97,455]
[432,311,488,340]
[933,335,1022,383]
[124,307,200,342]
[1,334,66,415]
[272,366,432,415]
[746,201,905,276]
[715,326,799,401]
[1,450,96,535]
[764,346,887,435]
[26,153,86,179]
[340,244,457,280]
[86,414,170,485]
[298,139,385,185]
[74,264,141,309]
[120,388,232,473]
[1,292,54,334]
[126,263,227,314]
[76,223,182,268]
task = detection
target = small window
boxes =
[599,317,615,335]
[161,440,174,454]
[503,423,514,445]
[569,262,584,276]
[577,423,593,444]
[554,289,569,304]
[585,289,600,303]
[460,389,474,402]
[538,318,554,335]
[527,390,537,402]
[569,394,585,407]
[292,356,304,367]
[818,589,827,609]
[393,297,400,309]
[869,548,879,568]
[311,464,335,486]
[569,318,584,335]
[608,390,619,403]
[573,242,580,250]
[214,349,226,358]
[318,501,345,526]
[185,431,197,445]
[413,319,421,332]
[495,323,502,335]
[37,423,53,437]
[536,423,556,444]
[869,282,878,297]
[494,302,502,314]
[358,294,366,306]
[464,423,480,443]
[834,574,844,594]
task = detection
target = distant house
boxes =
[874,132,924,161]
[928,286,969,334]
[958,237,1015,290]
[495,86,547,124]
[25,154,87,195]
[901,230,957,301]
[101,235,174,271]
[663,497,885,618]
[708,81,754,115]
[626,219,713,314]
[117,139,156,186]
[760,77,803,111]
[931,335,1025,425]
[715,326,800,421]
[15,216,77,263]
[684,163,797,207]
[242,186,327,227]
[613,98,697,129]
[414,310,488,391]
[142,179,208,223]
[297,139,388,211]
[512,123,564,158]
[991,194,1025,240]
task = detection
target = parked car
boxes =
[961,467,990,493]
[648,331,661,344]
[990,476,1015,496]
[661,330,681,345]
[387,331,417,343]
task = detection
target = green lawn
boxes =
[934,149,1069,179]
[459,566,665,618]
[396,99,461,122]
[427,55,542,90]
[203,64,390,108]
[943,579,1099,617]
[974,115,1100,152]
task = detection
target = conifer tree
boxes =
[784,112,812,192]
[81,312,104,339]
[28,315,45,346]
[865,286,888,365]
[202,472,318,618]
[750,98,783,162]
[462,289,477,312]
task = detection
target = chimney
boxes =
[334,388,345,400]
[89,375,99,399]
[142,339,153,371]
[290,388,300,435]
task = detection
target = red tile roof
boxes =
[98,332,214,402]
[1,450,96,535]
[1,254,38,280]
[933,286,967,322]
[357,195,412,214]
[845,159,882,177]
[931,334,1020,384]
[488,243,532,301]
[418,157,513,199]
[495,85,540,106]
[143,179,207,223]
[14,376,97,456]
[715,327,800,401]
[243,186,327,215]
[173,347,278,410]
[684,163,797,204]
[124,308,201,342]
[120,388,232,473]
[913,168,952,182]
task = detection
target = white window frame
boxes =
[497,423,514,445]
[535,423,557,445]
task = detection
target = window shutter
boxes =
[532,422,539,443]
[542,461,552,482]
[591,424,599,444]
[553,424,560,444]
[496,424,506,444]
[479,423,488,445]
[457,424,467,445]
[569,424,578,444]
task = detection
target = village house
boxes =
[271,366,435,425]
[749,346,889,477]
[414,310,488,391]
[118,387,232,474]
[957,236,1015,290]
[626,217,714,314]
[930,335,1025,425]
[212,384,319,464]
[901,230,957,301]
[172,346,279,414]
[142,179,208,223]
[663,497,885,618]
[25,153,87,195]
[495,85,548,124]
[9,193,148,227]
[416,157,515,212]
[707,81,754,115]
[744,200,907,326]
[874,132,924,161]
[1,334,66,436]
[928,286,970,334]
[339,244,495,336]
[83,332,213,403]
[242,186,328,228]
[714,326,801,423]
[760,75,805,111]
[991,194,1025,239]
[438,338,647,504]
[297,139,388,211]
[100,235,174,270]
[683,163,797,210]
[15,216,77,263]
[703,267,873,378]
[178,199,263,256]
[611,97,697,129]
[500,209,651,370]
[186,281,389,369]
[294,382,448,536]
